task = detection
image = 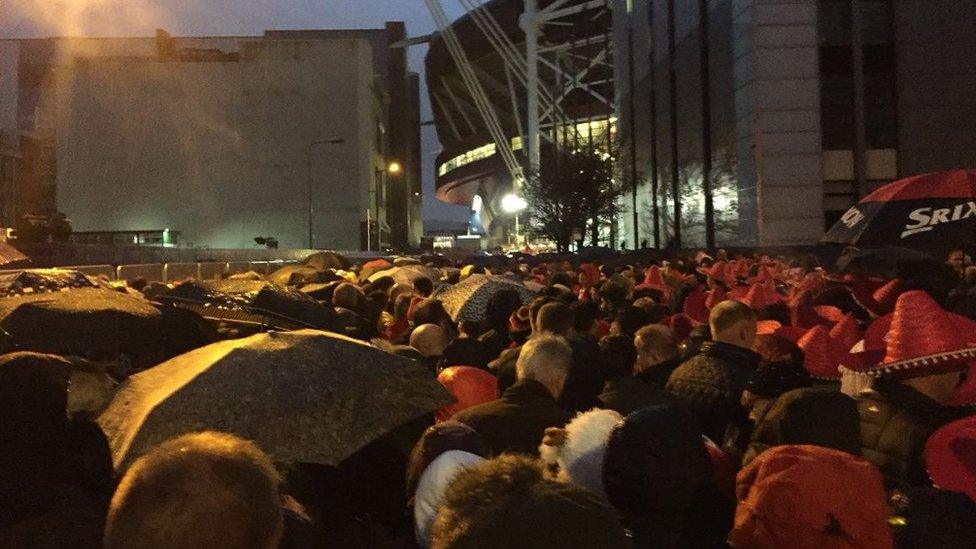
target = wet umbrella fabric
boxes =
[0,287,163,357]
[823,170,976,251]
[433,274,537,322]
[159,280,336,331]
[834,247,938,279]
[98,329,453,471]
[268,265,334,286]
[303,251,349,271]
[0,269,106,298]
[0,242,29,267]
[368,265,443,285]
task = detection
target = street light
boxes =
[369,160,404,252]
[501,192,528,247]
[500,193,528,213]
[306,138,346,249]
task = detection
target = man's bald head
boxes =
[709,300,756,350]
[410,323,449,358]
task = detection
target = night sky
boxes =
[1,0,472,223]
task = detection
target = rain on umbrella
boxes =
[0,287,163,357]
[433,274,537,323]
[367,265,443,285]
[158,279,336,331]
[0,268,107,298]
[823,170,976,252]
[303,251,349,271]
[98,329,453,471]
[0,241,29,267]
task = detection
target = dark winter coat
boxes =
[743,388,861,466]
[488,345,521,394]
[665,341,760,443]
[451,379,572,457]
[599,375,675,416]
[558,334,606,413]
[857,378,961,490]
[636,356,682,390]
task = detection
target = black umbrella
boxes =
[303,251,349,271]
[269,265,335,286]
[368,265,442,285]
[823,170,976,254]
[0,268,107,298]
[98,329,453,471]
[433,274,537,322]
[0,287,163,358]
[158,280,336,331]
[835,247,939,279]
[0,242,29,267]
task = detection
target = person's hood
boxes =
[731,445,893,549]
[414,450,485,547]
[435,366,499,421]
[540,408,622,498]
[602,405,712,520]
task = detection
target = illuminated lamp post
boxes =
[501,191,528,247]
[368,161,403,252]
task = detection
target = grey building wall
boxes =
[737,0,824,246]
[894,0,976,175]
[43,37,379,250]
[620,0,824,248]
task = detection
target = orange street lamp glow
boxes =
[387,161,402,175]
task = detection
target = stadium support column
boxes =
[523,0,540,193]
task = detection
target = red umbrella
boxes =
[823,170,976,252]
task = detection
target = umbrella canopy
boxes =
[433,274,537,322]
[0,268,108,298]
[834,246,938,279]
[268,265,336,286]
[303,251,349,271]
[0,242,29,267]
[158,280,336,331]
[0,287,163,357]
[368,265,443,285]
[98,329,453,471]
[823,170,976,252]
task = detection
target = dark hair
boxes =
[572,301,602,333]
[549,271,576,289]
[431,455,627,549]
[600,334,637,378]
[413,299,450,328]
[614,306,650,337]
[528,296,556,327]
[104,432,283,549]
[536,302,575,336]
[484,289,522,329]
[413,277,434,297]
[405,422,485,500]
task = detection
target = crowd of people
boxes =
[3,246,976,548]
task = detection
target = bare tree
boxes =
[523,146,622,252]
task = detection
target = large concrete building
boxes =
[0,25,422,251]
[613,0,976,248]
[426,0,615,247]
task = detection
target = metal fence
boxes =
[2,260,302,283]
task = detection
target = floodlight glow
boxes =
[501,193,528,213]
